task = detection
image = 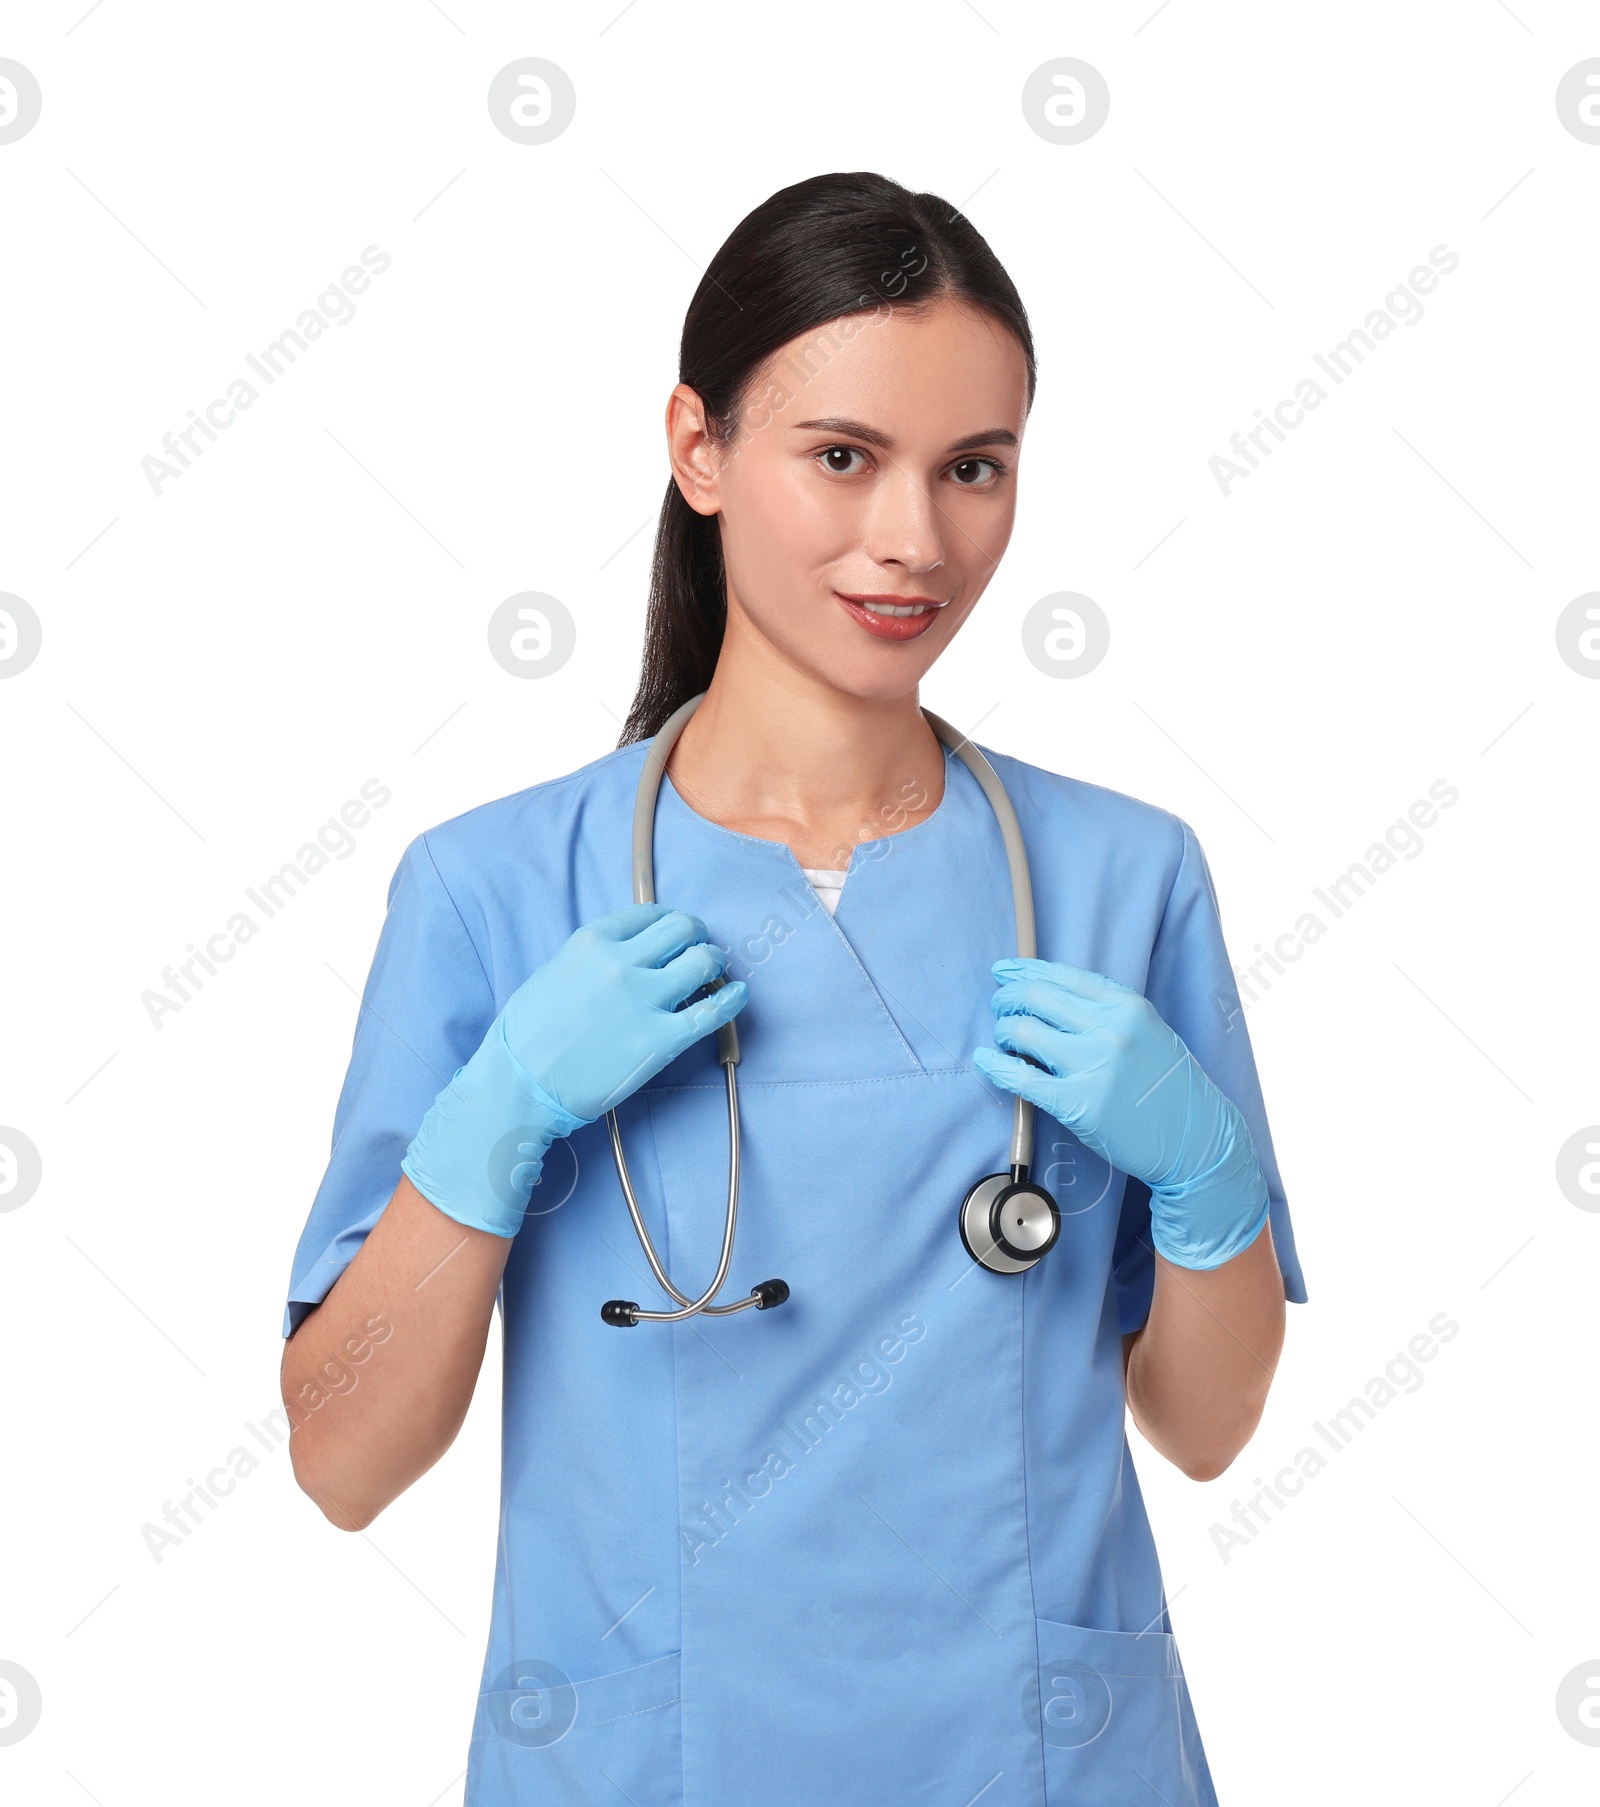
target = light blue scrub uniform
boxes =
[284,739,1306,1806]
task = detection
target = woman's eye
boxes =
[818,445,868,476]
[949,457,1003,487]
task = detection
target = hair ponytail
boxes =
[622,480,726,745]
[618,170,1036,745]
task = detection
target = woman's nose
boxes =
[864,465,947,574]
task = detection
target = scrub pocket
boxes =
[467,1649,682,1805]
[1032,1617,1218,1807]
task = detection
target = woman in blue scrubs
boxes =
[283,171,1305,1805]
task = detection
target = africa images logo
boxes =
[139,247,393,495]
[1209,247,1460,496]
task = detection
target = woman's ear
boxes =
[666,383,723,518]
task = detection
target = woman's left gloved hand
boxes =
[972,957,1269,1271]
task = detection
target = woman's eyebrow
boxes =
[947,427,1019,452]
[792,415,1020,453]
[792,415,893,448]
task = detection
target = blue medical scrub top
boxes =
[284,738,1306,1807]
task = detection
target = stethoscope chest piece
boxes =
[959,1172,1060,1274]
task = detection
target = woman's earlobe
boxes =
[671,463,721,518]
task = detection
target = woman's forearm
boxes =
[281,1176,512,1529]
[1123,1223,1286,1482]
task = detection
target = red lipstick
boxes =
[835,592,949,642]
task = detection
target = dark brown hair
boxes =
[618,171,1036,744]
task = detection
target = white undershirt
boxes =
[801,867,850,917]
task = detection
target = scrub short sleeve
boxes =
[1113,818,1307,1336]
[282,833,495,1338]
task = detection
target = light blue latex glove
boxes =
[402,904,746,1238]
[972,956,1269,1271]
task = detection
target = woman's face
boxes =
[668,296,1031,702]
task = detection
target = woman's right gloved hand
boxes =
[402,904,746,1238]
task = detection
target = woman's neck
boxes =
[664,617,946,871]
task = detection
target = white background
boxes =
[2,2,1596,1802]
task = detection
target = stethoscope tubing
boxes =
[919,707,1036,1174]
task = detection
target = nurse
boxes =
[283,170,1306,1805]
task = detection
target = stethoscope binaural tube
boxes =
[602,693,789,1326]
[603,1060,789,1325]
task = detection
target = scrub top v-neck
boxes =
[284,737,1306,1807]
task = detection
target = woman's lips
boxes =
[835,592,949,642]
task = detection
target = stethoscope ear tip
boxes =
[601,1299,641,1327]
[752,1278,790,1310]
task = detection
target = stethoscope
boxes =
[600,693,1060,1327]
